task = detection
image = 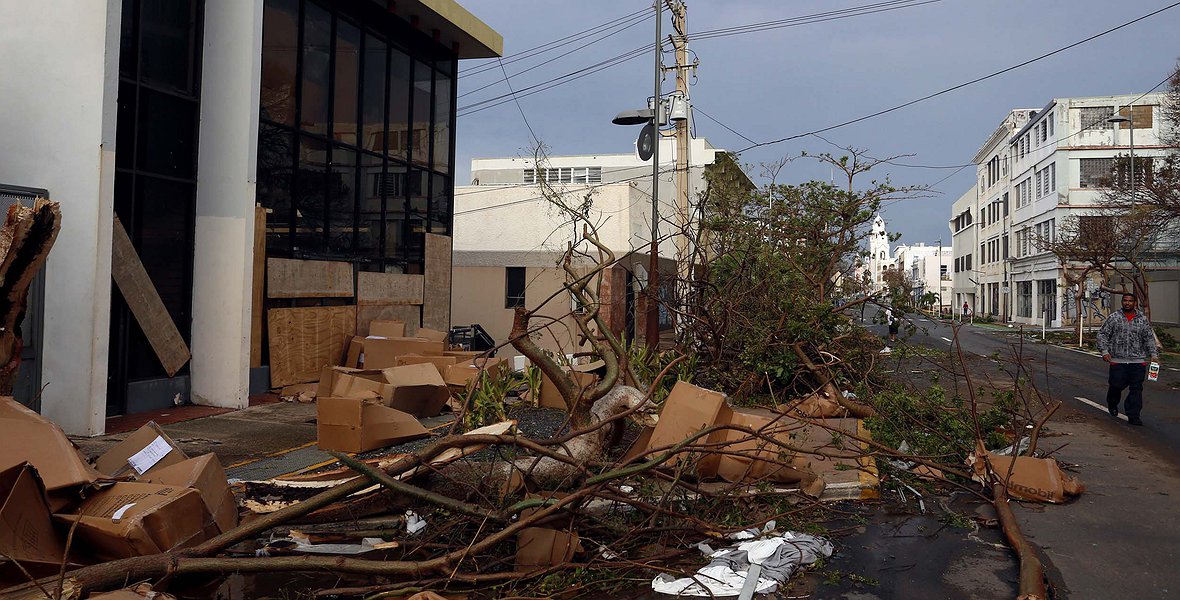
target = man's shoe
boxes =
[1108,404,1119,417]
[1128,417,1144,426]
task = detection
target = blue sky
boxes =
[454,0,1180,246]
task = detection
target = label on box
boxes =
[128,436,173,475]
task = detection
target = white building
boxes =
[867,214,896,291]
[949,187,978,314]
[451,137,746,360]
[893,243,952,310]
[951,93,1180,327]
[0,0,501,434]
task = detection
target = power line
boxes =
[460,8,650,79]
[499,57,539,146]
[695,106,757,145]
[733,1,1180,155]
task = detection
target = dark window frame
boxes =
[505,266,526,308]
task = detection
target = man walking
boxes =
[1097,292,1160,426]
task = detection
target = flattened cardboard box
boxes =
[317,396,430,453]
[94,421,188,478]
[515,526,582,570]
[381,363,451,417]
[143,453,239,535]
[394,353,459,371]
[0,397,101,510]
[0,463,67,581]
[973,452,1084,504]
[715,408,809,484]
[415,327,449,342]
[368,319,406,338]
[58,481,208,561]
[363,337,446,369]
[444,357,511,388]
[317,366,391,402]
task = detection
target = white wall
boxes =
[0,0,122,434]
[190,0,264,409]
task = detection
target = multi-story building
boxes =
[0,0,501,434]
[951,93,1179,328]
[893,243,952,310]
[866,214,896,291]
[949,187,978,314]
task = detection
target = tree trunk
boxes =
[0,200,61,395]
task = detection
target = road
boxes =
[866,308,1180,599]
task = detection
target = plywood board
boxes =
[250,205,266,368]
[267,258,353,298]
[110,217,191,377]
[267,306,356,388]
[422,233,452,331]
[358,304,421,337]
[357,271,423,305]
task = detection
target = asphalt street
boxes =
[866,308,1180,599]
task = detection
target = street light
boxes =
[1107,109,1135,207]
[612,1,663,348]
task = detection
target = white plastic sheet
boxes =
[651,531,833,597]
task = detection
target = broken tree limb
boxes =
[790,343,874,418]
[991,482,1049,600]
[0,199,60,395]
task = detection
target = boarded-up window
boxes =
[1116,105,1153,129]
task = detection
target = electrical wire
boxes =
[733,1,1180,155]
[499,57,539,146]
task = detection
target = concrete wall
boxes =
[190,0,264,409]
[0,0,122,434]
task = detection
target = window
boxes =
[980,242,986,264]
[1017,281,1033,318]
[1079,158,1114,188]
[1046,111,1054,137]
[1114,105,1153,129]
[965,253,972,270]
[524,166,602,185]
[1002,234,1009,259]
[1001,153,1009,176]
[1080,106,1114,131]
[505,267,526,308]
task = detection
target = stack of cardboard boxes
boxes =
[311,320,512,453]
[0,399,238,582]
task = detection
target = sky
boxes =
[453,0,1180,247]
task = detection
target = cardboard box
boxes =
[367,320,406,338]
[515,527,582,570]
[381,363,451,417]
[343,336,365,368]
[88,583,176,599]
[0,398,101,510]
[317,397,430,453]
[539,369,598,410]
[444,357,511,388]
[644,381,731,476]
[142,454,238,535]
[60,481,209,560]
[416,327,449,342]
[715,408,809,484]
[443,350,485,360]
[94,421,187,478]
[0,463,67,580]
[393,354,459,371]
[363,337,446,369]
[972,452,1084,504]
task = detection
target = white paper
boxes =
[405,510,427,535]
[128,435,173,475]
[111,503,137,521]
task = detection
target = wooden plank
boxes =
[110,217,191,377]
[357,304,421,337]
[267,305,356,388]
[356,271,423,306]
[267,258,354,298]
[422,233,452,331]
[250,205,266,368]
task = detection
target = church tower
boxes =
[868,214,892,291]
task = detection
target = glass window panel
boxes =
[333,21,360,146]
[432,71,451,174]
[139,0,196,93]
[116,82,137,170]
[406,168,428,261]
[429,173,450,235]
[327,147,357,255]
[295,137,328,255]
[300,2,331,135]
[261,0,299,126]
[257,125,294,256]
[119,0,138,78]
[384,162,408,262]
[136,88,197,179]
[358,153,383,259]
[410,60,432,168]
[387,49,411,161]
[361,36,386,153]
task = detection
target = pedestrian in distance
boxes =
[1097,292,1160,426]
[886,307,900,343]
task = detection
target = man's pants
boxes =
[1107,363,1147,418]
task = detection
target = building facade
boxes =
[0,0,500,434]
[949,187,978,314]
[893,243,953,310]
[451,137,745,362]
[951,93,1179,328]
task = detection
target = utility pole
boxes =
[644,0,663,349]
[666,0,693,288]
